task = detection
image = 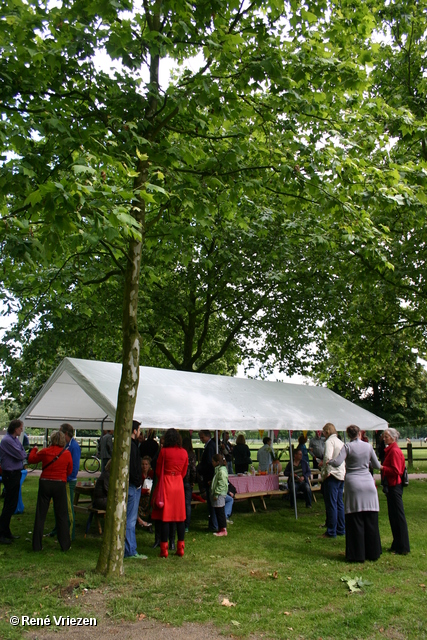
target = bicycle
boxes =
[84,455,101,473]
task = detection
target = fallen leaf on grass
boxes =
[287,576,292,580]
[221,598,236,607]
[287,627,293,631]
[231,620,240,626]
[341,575,373,593]
[282,611,291,616]
[420,584,426,588]
[136,614,146,621]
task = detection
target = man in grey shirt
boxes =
[257,437,275,472]
[309,431,325,469]
[98,430,114,472]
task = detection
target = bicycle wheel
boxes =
[84,456,100,473]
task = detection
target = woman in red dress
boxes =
[151,429,188,558]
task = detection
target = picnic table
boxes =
[230,474,280,512]
[229,469,322,512]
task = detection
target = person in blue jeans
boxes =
[320,422,345,538]
[124,421,146,559]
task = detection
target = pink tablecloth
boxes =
[229,474,279,493]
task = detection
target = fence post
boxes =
[407,441,413,466]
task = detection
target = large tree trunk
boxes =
[96,3,159,576]
[96,206,145,576]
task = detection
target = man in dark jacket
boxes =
[124,420,146,559]
[197,430,217,532]
[284,449,312,508]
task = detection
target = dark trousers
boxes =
[184,483,192,528]
[214,505,227,531]
[160,521,185,543]
[204,484,218,531]
[386,484,410,554]
[0,469,21,538]
[33,479,70,552]
[345,511,382,562]
[288,480,312,508]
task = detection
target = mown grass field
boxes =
[1,475,426,640]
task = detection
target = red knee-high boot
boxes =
[175,540,185,557]
[159,542,168,558]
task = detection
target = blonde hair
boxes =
[323,423,337,438]
[50,430,66,447]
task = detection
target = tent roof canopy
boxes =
[20,358,388,432]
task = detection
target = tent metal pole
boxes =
[288,430,298,520]
[215,430,219,454]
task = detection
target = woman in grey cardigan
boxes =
[329,424,382,562]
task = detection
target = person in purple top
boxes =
[0,419,27,544]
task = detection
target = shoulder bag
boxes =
[401,466,409,488]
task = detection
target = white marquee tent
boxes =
[20,357,388,432]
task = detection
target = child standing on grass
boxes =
[211,453,229,537]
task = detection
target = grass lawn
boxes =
[1,476,427,640]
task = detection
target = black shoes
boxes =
[0,536,13,545]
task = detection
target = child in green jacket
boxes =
[211,453,229,537]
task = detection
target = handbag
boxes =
[401,466,409,488]
[154,453,165,509]
[143,477,153,491]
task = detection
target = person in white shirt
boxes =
[320,423,345,538]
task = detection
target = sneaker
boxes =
[226,519,233,525]
[185,528,189,533]
[213,529,228,537]
[125,553,148,559]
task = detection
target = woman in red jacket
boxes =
[28,430,73,552]
[381,428,410,555]
[151,429,188,558]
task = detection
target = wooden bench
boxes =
[234,491,270,512]
[280,474,322,503]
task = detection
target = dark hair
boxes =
[7,419,23,435]
[236,434,246,445]
[198,429,211,439]
[182,436,194,454]
[164,428,182,448]
[212,453,225,465]
[60,423,74,438]
[132,420,141,433]
[347,424,360,440]
[147,429,156,440]
[263,436,271,445]
[298,434,307,445]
